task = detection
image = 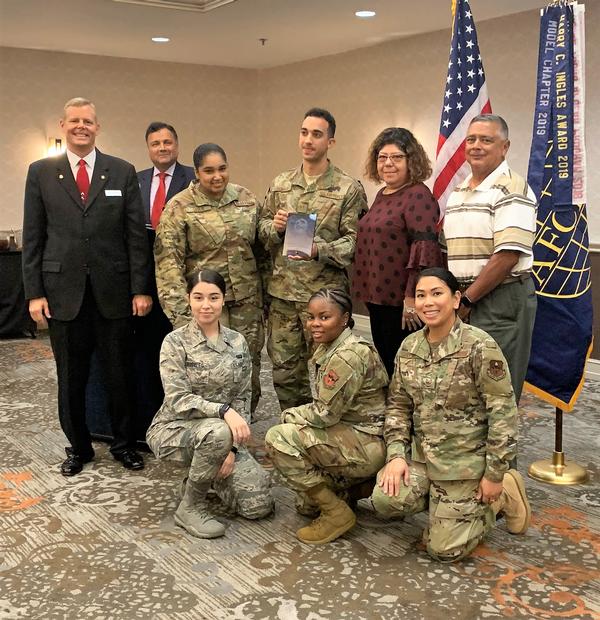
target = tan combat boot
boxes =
[174,479,225,539]
[492,469,532,534]
[295,491,320,518]
[296,484,356,544]
[296,478,376,518]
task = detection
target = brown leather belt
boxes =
[459,273,531,293]
[501,273,531,285]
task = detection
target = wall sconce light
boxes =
[47,138,65,157]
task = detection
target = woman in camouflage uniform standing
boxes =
[147,269,272,539]
[372,268,531,562]
[266,288,389,545]
[154,143,265,415]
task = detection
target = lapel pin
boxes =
[58,174,64,179]
[101,175,106,180]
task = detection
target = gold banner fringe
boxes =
[524,337,594,412]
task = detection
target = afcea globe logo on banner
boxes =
[532,203,591,299]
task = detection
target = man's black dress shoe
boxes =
[61,448,94,476]
[114,450,144,471]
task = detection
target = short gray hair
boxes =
[469,113,508,139]
[62,97,96,119]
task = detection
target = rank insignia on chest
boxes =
[323,369,339,389]
[487,359,506,381]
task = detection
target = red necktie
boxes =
[151,172,167,229]
[76,159,90,202]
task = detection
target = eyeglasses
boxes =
[377,153,407,164]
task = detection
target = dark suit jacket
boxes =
[137,161,195,228]
[22,149,151,321]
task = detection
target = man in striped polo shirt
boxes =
[444,114,537,403]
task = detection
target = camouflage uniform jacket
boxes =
[258,162,367,302]
[384,318,517,482]
[148,321,251,433]
[282,328,389,435]
[155,182,261,327]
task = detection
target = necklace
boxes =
[382,182,411,195]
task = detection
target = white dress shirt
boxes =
[150,162,177,206]
[66,148,96,183]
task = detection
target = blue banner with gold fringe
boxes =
[524,1,592,411]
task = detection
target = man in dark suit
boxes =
[22,97,152,476]
[137,122,195,228]
[134,122,195,424]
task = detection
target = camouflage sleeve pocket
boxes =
[318,357,354,404]
[478,341,514,397]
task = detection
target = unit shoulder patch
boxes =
[487,359,506,381]
[323,369,340,389]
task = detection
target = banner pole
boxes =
[555,407,562,452]
[528,407,588,485]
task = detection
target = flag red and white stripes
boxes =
[432,0,491,219]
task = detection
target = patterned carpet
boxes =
[0,334,599,620]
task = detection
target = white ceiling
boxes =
[0,0,544,69]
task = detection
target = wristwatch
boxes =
[461,294,474,308]
[218,403,231,419]
[230,446,238,455]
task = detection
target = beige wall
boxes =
[1,5,599,242]
[257,7,600,240]
[0,48,260,230]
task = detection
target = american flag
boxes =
[432,0,491,218]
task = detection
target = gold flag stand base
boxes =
[528,451,588,485]
[528,407,589,486]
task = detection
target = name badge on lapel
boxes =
[105,189,122,197]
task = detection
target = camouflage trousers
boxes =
[267,298,313,411]
[222,297,265,416]
[371,461,495,562]
[147,418,273,519]
[265,422,385,492]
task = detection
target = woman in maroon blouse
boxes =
[353,127,444,377]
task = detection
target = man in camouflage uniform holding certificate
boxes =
[258,108,367,410]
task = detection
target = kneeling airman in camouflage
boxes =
[372,268,531,562]
[266,289,389,544]
[147,270,273,539]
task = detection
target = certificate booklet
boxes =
[283,213,317,258]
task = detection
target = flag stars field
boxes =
[432,0,491,213]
